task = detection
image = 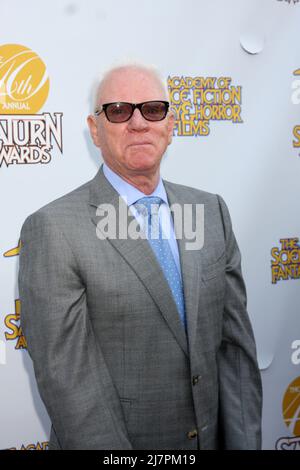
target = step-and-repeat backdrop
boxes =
[0,0,299,450]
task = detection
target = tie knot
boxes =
[133,196,163,218]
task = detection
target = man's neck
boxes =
[104,163,160,195]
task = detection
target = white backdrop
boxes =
[0,0,299,450]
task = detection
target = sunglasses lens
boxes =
[102,101,169,122]
[106,103,133,122]
[141,101,168,121]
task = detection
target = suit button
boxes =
[187,429,198,439]
[192,375,200,385]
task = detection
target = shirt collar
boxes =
[102,162,169,206]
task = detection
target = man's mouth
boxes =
[128,142,152,147]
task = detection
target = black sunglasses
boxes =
[94,100,169,123]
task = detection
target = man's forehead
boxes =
[98,67,167,103]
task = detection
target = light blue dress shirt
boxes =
[102,162,182,277]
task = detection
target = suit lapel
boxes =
[88,166,201,358]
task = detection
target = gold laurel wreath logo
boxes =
[0,43,49,114]
[283,376,300,436]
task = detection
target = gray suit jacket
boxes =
[18,165,262,450]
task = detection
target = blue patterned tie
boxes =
[133,196,187,331]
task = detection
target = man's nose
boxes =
[127,108,149,130]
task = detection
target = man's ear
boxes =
[87,114,101,148]
[167,109,175,145]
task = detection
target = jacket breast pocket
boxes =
[201,251,226,282]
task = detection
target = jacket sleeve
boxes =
[18,210,133,450]
[216,195,263,450]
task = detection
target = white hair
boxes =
[91,60,169,113]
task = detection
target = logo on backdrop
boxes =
[3,242,27,350]
[3,240,21,257]
[4,299,27,350]
[168,75,242,137]
[292,69,300,156]
[0,43,49,114]
[271,237,300,284]
[0,43,63,167]
[9,441,49,450]
[276,376,300,450]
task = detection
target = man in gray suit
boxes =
[19,63,262,450]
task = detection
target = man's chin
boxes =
[126,155,159,173]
